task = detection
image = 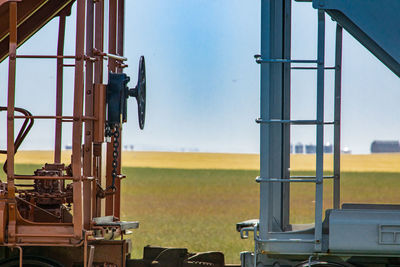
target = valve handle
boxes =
[128,56,146,129]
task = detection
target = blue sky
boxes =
[0,0,399,154]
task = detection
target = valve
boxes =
[106,56,146,130]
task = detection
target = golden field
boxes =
[2,150,400,172]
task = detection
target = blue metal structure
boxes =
[314,0,400,78]
[238,1,400,266]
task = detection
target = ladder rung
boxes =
[254,55,319,64]
[256,176,319,183]
[291,175,335,179]
[256,176,334,184]
[291,66,336,70]
[255,119,335,125]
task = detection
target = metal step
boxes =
[93,216,139,231]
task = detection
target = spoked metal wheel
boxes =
[0,255,63,267]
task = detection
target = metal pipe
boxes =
[333,24,343,210]
[254,56,318,64]
[14,234,75,238]
[93,49,127,62]
[94,1,104,85]
[257,178,319,183]
[14,115,97,120]
[9,245,23,267]
[15,55,77,59]
[256,119,334,125]
[14,175,74,180]
[4,241,84,247]
[84,231,88,267]
[291,66,336,70]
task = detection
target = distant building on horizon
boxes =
[305,144,316,154]
[371,140,400,153]
[295,143,304,154]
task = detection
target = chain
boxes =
[105,125,120,191]
[111,127,120,190]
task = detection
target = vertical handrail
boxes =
[7,1,18,199]
[314,10,326,252]
[54,14,66,164]
[333,24,343,210]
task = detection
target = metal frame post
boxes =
[105,0,117,216]
[93,0,105,218]
[281,0,292,231]
[333,24,343,210]
[259,0,291,239]
[114,0,125,219]
[259,0,275,239]
[72,0,86,238]
[83,0,95,229]
[314,10,325,252]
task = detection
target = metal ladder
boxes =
[256,9,343,252]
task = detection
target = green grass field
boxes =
[3,153,400,264]
[120,168,400,263]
